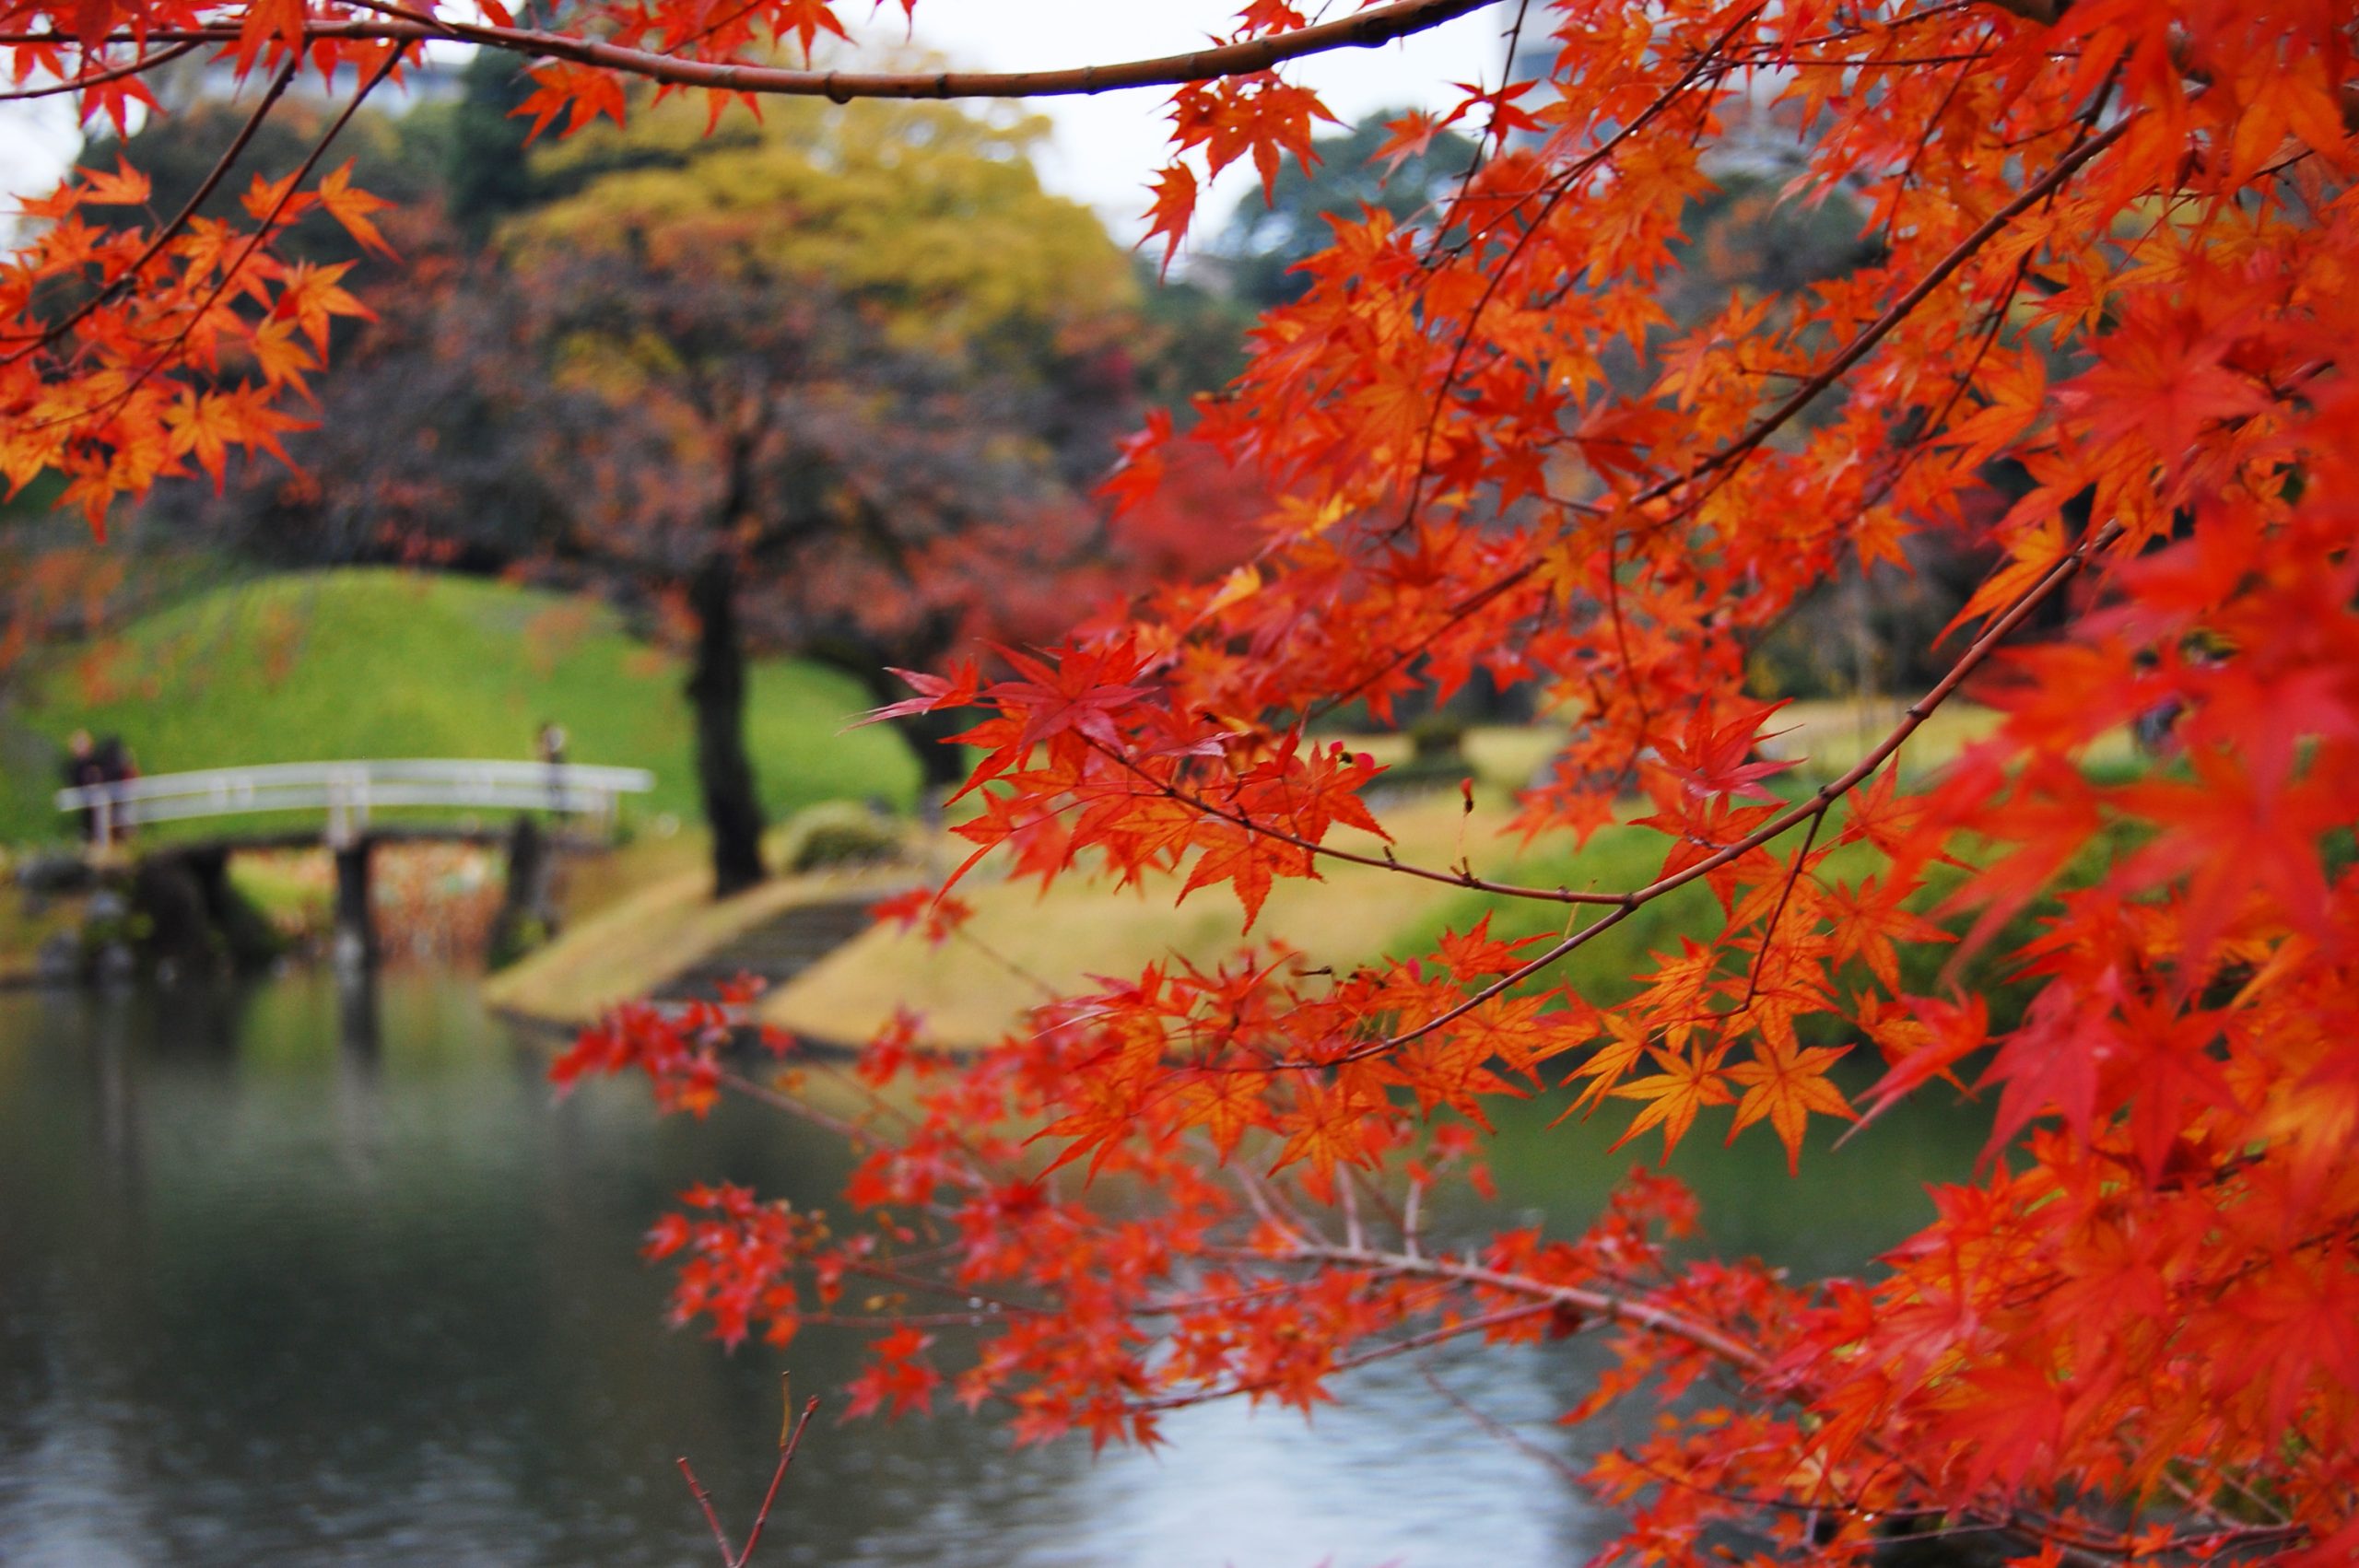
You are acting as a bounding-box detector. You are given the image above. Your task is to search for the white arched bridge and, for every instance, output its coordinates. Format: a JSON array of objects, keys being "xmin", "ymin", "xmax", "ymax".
[
  {"xmin": 57, "ymin": 759, "xmax": 655, "ymax": 967},
  {"xmin": 57, "ymin": 758, "xmax": 654, "ymax": 849}
]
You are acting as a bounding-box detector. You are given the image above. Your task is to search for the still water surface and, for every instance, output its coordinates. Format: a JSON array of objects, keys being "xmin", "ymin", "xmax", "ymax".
[{"xmin": 0, "ymin": 974, "xmax": 1980, "ymax": 1567}]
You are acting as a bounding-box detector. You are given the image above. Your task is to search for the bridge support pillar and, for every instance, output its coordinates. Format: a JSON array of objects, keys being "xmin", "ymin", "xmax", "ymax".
[
  {"xmin": 487, "ymin": 813, "xmax": 554, "ymax": 967},
  {"xmin": 333, "ymin": 837, "xmax": 376, "ymax": 973}
]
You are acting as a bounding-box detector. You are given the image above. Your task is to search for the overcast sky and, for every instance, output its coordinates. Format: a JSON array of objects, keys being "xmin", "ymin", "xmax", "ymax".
[
  {"xmin": 875, "ymin": 1, "xmax": 1511, "ymax": 242},
  {"xmin": 0, "ymin": 2, "xmax": 1515, "ymax": 248}
]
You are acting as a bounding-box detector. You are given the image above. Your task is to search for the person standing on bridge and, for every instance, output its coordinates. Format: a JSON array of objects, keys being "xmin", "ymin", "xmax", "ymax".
[
  {"xmin": 537, "ymin": 720, "xmax": 569, "ymax": 812},
  {"xmin": 61, "ymin": 730, "xmax": 106, "ymax": 841}
]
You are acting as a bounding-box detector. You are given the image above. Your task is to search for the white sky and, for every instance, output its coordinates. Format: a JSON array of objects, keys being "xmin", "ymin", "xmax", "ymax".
[
  {"xmin": 883, "ymin": 1, "xmax": 1511, "ymax": 242},
  {"xmin": 0, "ymin": 2, "xmax": 1515, "ymax": 247}
]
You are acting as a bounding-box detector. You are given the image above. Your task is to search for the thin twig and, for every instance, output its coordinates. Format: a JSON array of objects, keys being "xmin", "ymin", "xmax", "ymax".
[
  {"xmin": 1741, "ymin": 803, "xmax": 1825, "ymax": 1009},
  {"xmin": 675, "ymin": 1457, "xmax": 734, "ymax": 1564},
  {"xmin": 1420, "ymin": 1366, "xmax": 1587, "ymax": 1481},
  {"xmin": 1636, "ymin": 115, "xmax": 2130, "ymax": 509},
  {"xmin": 1085, "ymin": 736, "xmax": 1628, "ymax": 906},
  {"xmin": 1133, "ymin": 1300, "xmax": 1555, "ymax": 1410},
  {"xmin": 676, "ymin": 1391, "xmax": 822, "ymax": 1567},
  {"xmin": 1270, "ymin": 1240, "xmax": 1769, "ymax": 1370},
  {"xmin": 737, "ymin": 1395, "xmax": 821, "ymax": 1566}
]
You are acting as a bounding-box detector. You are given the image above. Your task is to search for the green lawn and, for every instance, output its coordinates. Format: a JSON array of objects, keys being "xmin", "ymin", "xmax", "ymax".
[{"xmin": 0, "ymin": 568, "xmax": 920, "ymax": 846}]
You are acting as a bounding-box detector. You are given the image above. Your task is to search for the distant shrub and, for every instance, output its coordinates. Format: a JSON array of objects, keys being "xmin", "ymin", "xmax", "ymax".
[
  {"xmin": 778, "ymin": 801, "xmax": 903, "ymax": 874},
  {"xmin": 1406, "ymin": 712, "xmax": 1469, "ymax": 760}
]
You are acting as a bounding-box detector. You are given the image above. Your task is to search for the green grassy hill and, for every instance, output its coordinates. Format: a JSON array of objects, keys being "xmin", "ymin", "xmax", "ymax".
[{"xmin": 0, "ymin": 569, "xmax": 919, "ymax": 845}]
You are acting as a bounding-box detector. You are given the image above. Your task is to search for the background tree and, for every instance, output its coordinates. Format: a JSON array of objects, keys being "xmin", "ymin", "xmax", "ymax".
[
  {"xmin": 141, "ymin": 93, "xmax": 1152, "ymax": 892},
  {"xmin": 497, "ymin": 96, "xmax": 1144, "ymax": 890},
  {"xmin": 1209, "ymin": 107, "xmax": 1479, "ymax": 310}
]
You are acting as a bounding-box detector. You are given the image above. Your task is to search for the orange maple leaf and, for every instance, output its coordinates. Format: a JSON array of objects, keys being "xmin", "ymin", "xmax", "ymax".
[
  {"xmin": 317, "ymin": 161, "xmax": 396, "ymax": 259},
  {"xmin": 1607, "ymin": 1045, "xmax": 1733, "ymax": 1158},
  {"xmin": 1723, "ymin": 1038, "xmax": 1853, "ymax": 1175}
]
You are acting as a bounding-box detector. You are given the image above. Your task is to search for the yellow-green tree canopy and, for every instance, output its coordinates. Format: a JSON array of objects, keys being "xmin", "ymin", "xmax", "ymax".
[{"xmin": 511, "ymin": 96, "xmax": 1138, "ymax": 369}]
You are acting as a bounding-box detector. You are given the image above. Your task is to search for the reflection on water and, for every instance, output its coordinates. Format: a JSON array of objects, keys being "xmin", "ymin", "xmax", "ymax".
[{"xmin": 0, "ymin": 975, "xmax": 1980, "ymax": 1566}]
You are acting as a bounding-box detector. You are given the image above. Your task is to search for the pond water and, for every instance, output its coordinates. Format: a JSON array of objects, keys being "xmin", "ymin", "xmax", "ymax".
[{"xmin": 0, "ymin": 974, "xmax": 1984, "ymax": 1567}]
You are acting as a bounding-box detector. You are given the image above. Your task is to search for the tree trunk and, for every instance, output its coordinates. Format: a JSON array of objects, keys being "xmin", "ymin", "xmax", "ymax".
[
  {"xmin": 687, "ymin": 549, "xmax": 768, "ymax": 897},
  {"xmin": 838, "ymin": 619, "xmax": 970, "ymax": 802}
]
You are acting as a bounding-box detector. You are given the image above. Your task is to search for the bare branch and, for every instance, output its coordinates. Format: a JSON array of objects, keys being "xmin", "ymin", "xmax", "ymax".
[
  {"xmin": 6, "ymin": 0, "xmax": 1502, "ymax": 104},
  {"xmin": 0, "ymin": 41, "xmax": 197, "ymax": 102}
]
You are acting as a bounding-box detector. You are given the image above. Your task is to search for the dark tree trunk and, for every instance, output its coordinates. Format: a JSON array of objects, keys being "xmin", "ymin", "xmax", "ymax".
[
  {"xmin": 831, "ymin": 619, "xmax": 970, "ymax": 803},
  {"xmin": 687, "ymin": 548, "xmax": 767, "ymax": 897},
  {"xmin": 865, "ymin": 678, "xmax": 970, "ymax": 798},
  {"xmin": 906, "ymin": 707, "xmax": 972, "ymax": 796}
]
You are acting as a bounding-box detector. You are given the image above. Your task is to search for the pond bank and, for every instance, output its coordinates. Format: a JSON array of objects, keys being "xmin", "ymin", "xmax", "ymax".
[{"xmin": 479, "ymin": 857, "xmax": 917, "ymax": 1030}]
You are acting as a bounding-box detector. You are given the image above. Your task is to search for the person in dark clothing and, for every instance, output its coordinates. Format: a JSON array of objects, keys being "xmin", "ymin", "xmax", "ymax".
[
  {"xmin": 61, "ymin": 730, "xmax": 107, "ymax": 841},
  {"xmin": 537, "ymin": 720, "xmax": 569, "ymax": 811}
]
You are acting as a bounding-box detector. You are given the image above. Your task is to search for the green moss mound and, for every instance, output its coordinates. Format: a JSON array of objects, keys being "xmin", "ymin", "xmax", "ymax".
[
  {"xmin": 0, "ymin": 568, "xmax": 920, "ymax": 845},
  {"xmin": 776, "ymin": 800, "xmax": 905, "ymax": 874}
]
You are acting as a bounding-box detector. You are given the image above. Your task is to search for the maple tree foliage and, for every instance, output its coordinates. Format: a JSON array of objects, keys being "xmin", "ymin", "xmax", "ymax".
[{"xmin": 15, "ymin": 0, "xmax": 2359, "ymax": 1562}]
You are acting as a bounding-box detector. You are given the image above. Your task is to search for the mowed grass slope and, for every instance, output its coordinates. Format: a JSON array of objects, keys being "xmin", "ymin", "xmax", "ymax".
[
  {"xmin": 763, "ymin": 795, "xmax": 1710, "ymax": 1048},
  {"xmin": 0, "ymin": 568, "xmax": 919, "ymax": 844}
]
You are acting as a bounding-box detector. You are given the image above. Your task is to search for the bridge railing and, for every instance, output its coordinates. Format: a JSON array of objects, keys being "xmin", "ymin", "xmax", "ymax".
[{"xmin": 56, "ymin": 760, "xmax": 657, "ymax": 848}]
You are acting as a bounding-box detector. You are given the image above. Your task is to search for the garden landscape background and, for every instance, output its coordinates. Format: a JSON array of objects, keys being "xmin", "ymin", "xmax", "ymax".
[{"xmin": 3, "ymin": 2, "xmax": 2355, "ymax": 1565}]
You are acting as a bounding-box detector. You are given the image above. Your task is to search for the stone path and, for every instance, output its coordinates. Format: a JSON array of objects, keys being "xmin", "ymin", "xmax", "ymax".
[{"xmin": 650, "ymin": 892, "xmax": 883, "ymax": 1004}]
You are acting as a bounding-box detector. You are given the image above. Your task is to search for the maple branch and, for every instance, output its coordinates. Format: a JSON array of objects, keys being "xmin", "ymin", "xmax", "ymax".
[
  {"xmin": 715, "ymin": 1068, "xmax": 868, "ymax": 1142},
  {"xmin": 1299, "ymin": 556, "xmax": 1541, "ymax": 723},
  {"xmin": 0, "ymin": 51, "xmax": 299, "ymax": 360},
  {"xmin": 1419, "ymin": 1366, "xmax": 1587, "ymax": 1481},
  {"xmin": 1400, "ymin": 6, "xmax": 1762, "ymax": 536},
  {"xmin": 1307, "ymin": 1246, "xmax": 2312, "ymax": 1565},
  {"xmin": 1970, "ymin": 0, "xmax": 2359, "ymax": 126},
  {"xmin": 12, "ymin": 49, "xmax": 401, "ymax": 439},
  {"xmin": 0, "ymin": 41, "xmax": 197, "ymax": 101},
  {"xmin": 717, "ymin": 1065, "xmax": 1001, "ymax": 1186},
  {"xmin": 949, "ymin": 924, "xmax": 1062, "ymax": 999},
  {"xmin": 1419, "ymin": 0, "xmax": 1534, "ymax": 267},
  {"xmin": 11, "ymin": 0, "xmax": 1503, "ymax": 103},
  {"xmin": 1231, "ymin": 1158, "xmax": 1323, "ymax": 1251},
  {"xmin": 1741, "ymin": 804, "xmax": 1826, "ymax": 1010},
  {"xmin": 1084, "ymin": 739, "xmax": 1629, "ymax": 906},
  {"xmin": 1133, "ymin": 1300, "xmax": 1559, "ymax": 1410},
  {"xmin": 1283, "ymin": 1241, "xmax": 1772, "ymax": 1372},
  {"xmin": 838, "ymin": 1258, "xmax": 1040, "ymax": 1318},
  {"xmin": 782, "ymin": 1308, "xmax": 1013, "ymax": 1328},
  {"xmin": 1647, "ymin": 112, "xmax": 2130, "ymax": 507},
  {"xmin": 1326, "ymin": 96, "xmax": 2128, "ymax": 777},
  {"xmin": 1367, "ymin": 519, "xmax": 2124, "ymax": 1057}
]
